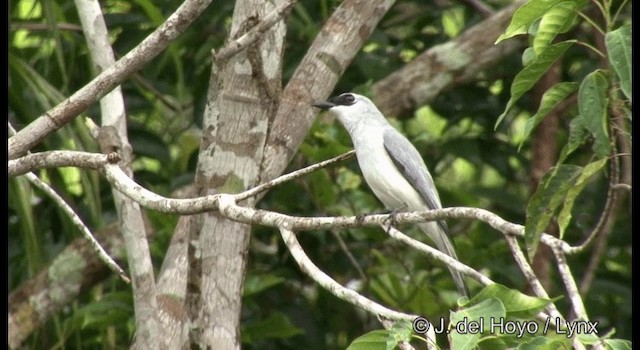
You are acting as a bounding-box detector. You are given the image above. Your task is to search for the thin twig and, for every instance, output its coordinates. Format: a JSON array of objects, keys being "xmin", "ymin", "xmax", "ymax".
[
  {"xmin": 504, "ymin": 235, "xmax": 564, "ymax": 321},
  {"xmin": 9, "ymin": 122, "xmax": 129, "ymax": 282},
  {"xmin": 384, "ymin": 225, "xmax": 493, "ymax": 287},
  {"xmin": 329, "ymin": 229, "xmax": 368, "ymax": 282},
  {"xmin": 460, "ymin": 0, "xmax": 494, "ymax": 17},
  {"xmin": 10, "ymin": 22, "xmax": 84, "ymax": 32},
  {"xmin": 214, "ymin": 0, "xmax": 296, "ymax": 62},
  {"xmin": 24, "ymin": 172, "xmax": 130, "ymax": 283},
  {"xmin": 236, "ymin": 150, "xmax": 355, "ymax": 201},
  {"xmin": 278, "ymin": 225, "xmax": 416, "ymax": 321},
  {"xmin": 551, "ymin": 244, "xmax": 588, "ymax": 321}
]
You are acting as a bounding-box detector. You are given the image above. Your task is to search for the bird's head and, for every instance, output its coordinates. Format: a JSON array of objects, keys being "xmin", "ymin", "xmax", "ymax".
[
  {"xmin": 312, "ymin": 92, "xmax": 369, "ymax": 110},
  {"xmin": 312, "ymin": 93, "xmax": 383, "ymax": 127}
]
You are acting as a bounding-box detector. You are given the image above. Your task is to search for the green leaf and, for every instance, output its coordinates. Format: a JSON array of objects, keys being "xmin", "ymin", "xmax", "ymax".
[
  {"xmin": 388, "ymin": 320, "xmax": 414, "ymax": 344},
  {"xmin": 241, "ymin": 312, "xmax": 303, "ymax": 343},
  {"xmin": 557, "ymin": 115, "xmax": 589, "ymax": 164},
  {"xmin": 525, "ymin": 164, "xmax": 582, "ymax": 259},
  {"xmin": 336, "ymin": 167, "xmax": 362, "ymax": 191},
  {"xmin": 307, "ymin": 168, "xmax": 338, "ymax": 208},
  {"xmin": 243, "ymin": 273, "xmax": 285, "ymax": 297},
  {"xmin": 533, "ymin": 2, "xmax": 578, "ymax": 54},
  {"xmin": 469, "ymin": 284, "xmax": 551, "ymax": 319},
  {"xmin": 578, "ymin": 70, "xmax": 610, "ymax": 158},
  {"xmin": 518, "ymin": 336, "xmax": 572, "ymax": 350},
  {"xmin": 496, "ymin": 40, "xmax": 575, "ymax": 128},
  {"xmin": 346, "ymin": 330, "xmax": 392, "ymax": 350},
  {"xmin": 605, "ymin": 24, "xmax": 631, "ymax": 101},
  {"xmin": 75, "ymin": 292, "xmax": 132, "ymax": 329},
  {"xmin": 450, "ymin": 297, "xmax": 506, "ymax": 350},
  {"xmin": 521, "ymin": 47, "xmax": 538, "ymax": 66},
  {"xmin": 519, "ymin": 82, "xmax": 579, "ymax": 150},
  {"xmin": 557, "ymin": 158, "xmax": 607, "ymax": 238},
  {"xmin": 603, "ymin": 339, "xmax": 632, "ymax": 350},
  {"xmin": 129, "ymin": 126, "xmax": 172, "ymax": 164},
  {"xmin": 496, "ymin": 0, "xmax": 565, "ymax": 43}
]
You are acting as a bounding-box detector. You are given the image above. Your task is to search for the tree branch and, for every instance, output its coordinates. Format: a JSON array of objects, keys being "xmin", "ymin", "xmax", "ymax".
[
  {"xmin": 8, "ymin": 151, "xmax": 112, "ymax": 177},
  {"xmin": 260, "ymin": 0, "xmax": 396, "ymax": 189},
  {"xmin": 371, "ymin": 0, "xmax": 526, "ymax": 117},
  {"xmin": 25, "ymin": 172, "xmax": 129, "ymax": 282},
  {"xmin": 8, "ymin": 222, "xmax": 134, "ymax": 348},
  {"xmin": 384, "ymin": 224, "xmax": 493, "ymax": 287},
  {"xmin": 103, "ymin": 160, "xmax": 576, "ymax": 255},
  {"xmin": 278, "ymin": 226, "xmax": 417, "ymax": 321},
  {"xmin": 74, "ymin": 0, "xmax": 163, "ymax": 346},
  {"xmin": 551, "ymin": 243, "xmax": 588, "ymax": 321},
  {"xmin": 503, "ymin": 235, "xmax": 563, "ymax": 322},
  {"xmin": 214, "ymin": 0, "xmax": 296, "ymax": 62},
  {"xmin": 236, "ymin": 150, "xmax": 355, "ymax": 201},
  {"xmin": 8, "ymin": 0, "xmax": 214, "ymax": 159}
]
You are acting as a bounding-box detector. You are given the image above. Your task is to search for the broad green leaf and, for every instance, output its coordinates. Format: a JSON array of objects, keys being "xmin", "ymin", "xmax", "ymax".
[
  {"xmin": 243, "ymin": 273, "xmax": 285, "ymax": 297},
  {"xmin": 346, "ymin": 330, "xmax": 392, "ymax": 350},
  {"xmin": 369, "ymin": 271, "xmax": 408, "ymax": 308},
  {"xmin": 450, "ymin": 297, "xmax": 506, "ymax": 350},
  {"xmin": 557, "ymin": 158, "xmax": 607, "ymax": 238},
  {"xmin": 496, "ymin": 40, "xmax": 575, "ymax": 128},
  {"xmin": 241, "ymin": 312, "xmax": 303, "ymax": 343},
  {"xmin": 557, "ymin": 115, "xmax": 589, "ymax": 164},
  {"xmin": 307, "ymin": 169, "xmax": 338, "ymax": 208},
  {"xmin": 519, "ymin": 336, "xmax": 572, "ymax": 350},
  {"xmin": 603, "ymin": 339, "xmax": 632, "ymax": 350},
  {"xmin": 605, "ymin": 24, "xmax": 631, "ymax": 101},
  {"xmin": 496, "ymin": 0, "xmax": 565, "ymax": 43},
  {"xmin": 336, "ymin": 167, "xmax": 362, "ymax": 191},
  {"xmin": 389, "ymin": 320, "xmax": 414, "ymax": 344},
  {"xmin": 469, "ymin": 284, "xmax": 551, "ymax": 319},
  {"xmin": 578, "ymin": 70, "xmax": 610, "ymax": 158},
  {"xmin": 78, "ymin": 293, "xmax": 132, "ymax": 329},
  {"xmin": 525, "ymin": 164, "xmax": 582, "ymax": 260},
  {"xmin": 9, "ymin": 53, "xmax": 65, "ymax": 110},
  {"xmin": 519, "ymin": 82, "xmax": 579, "ymax": 150},
  {"xmin": 533, "ymin": 2, "xmax": 578, "ymax": 54},
  {"xmin": 9, "ymin": 177, "xmax": 42, "ymax": 275},
  {"xmin": 521, "ymin": 47, "xmax": 537, "ymax": 66}
]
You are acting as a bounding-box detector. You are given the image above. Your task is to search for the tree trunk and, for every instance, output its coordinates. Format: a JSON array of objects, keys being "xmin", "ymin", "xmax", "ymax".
[{"xmin": 187, "ymin": 1, "xmax": 286, "ymax": 348}]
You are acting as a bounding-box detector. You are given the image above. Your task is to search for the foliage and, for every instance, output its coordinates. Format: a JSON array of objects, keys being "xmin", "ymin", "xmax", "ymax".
[{"xmin": 8, "ymin": 0, "xmax": 630, "ymax": 349}]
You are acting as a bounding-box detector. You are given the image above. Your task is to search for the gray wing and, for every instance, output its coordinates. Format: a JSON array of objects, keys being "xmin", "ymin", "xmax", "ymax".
[
  {"xmin": 384, "ymin": 128, "xmax": 469, "ymax": 297},
  {"xmin": 382, "ymin": 128, "xmax": 449, "ymax": 232}
]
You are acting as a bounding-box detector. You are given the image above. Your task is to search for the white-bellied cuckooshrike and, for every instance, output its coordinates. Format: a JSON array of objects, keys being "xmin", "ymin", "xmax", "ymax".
[{"xmin": 313, "ymin": 92, "xmax": 469, "ymax": 297}]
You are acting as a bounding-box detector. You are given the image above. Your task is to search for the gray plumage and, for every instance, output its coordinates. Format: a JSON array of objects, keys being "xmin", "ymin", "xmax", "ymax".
[{"xmin": 313, "ymin": 92, "xmax": 468, "ymax": 297}]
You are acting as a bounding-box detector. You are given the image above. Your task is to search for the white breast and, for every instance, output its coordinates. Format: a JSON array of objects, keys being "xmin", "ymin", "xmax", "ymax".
[{"xmin": 350, "ymin": 125, "xmax": 425, "ymax": 211}]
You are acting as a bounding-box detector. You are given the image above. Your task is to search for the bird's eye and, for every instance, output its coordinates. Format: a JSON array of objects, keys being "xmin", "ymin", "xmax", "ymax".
[
  {"xmin": 344, "ymin": 94, "xmax": 355, "ymax": 103},
  {"xmin": 329, "ymin": 93, "xmax": 357, "ymax": 106}
]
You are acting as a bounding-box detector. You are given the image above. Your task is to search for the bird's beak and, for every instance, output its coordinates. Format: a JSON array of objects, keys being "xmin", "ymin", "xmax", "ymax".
[{"xmin": 312, "ymin": 101, "xmax": 336, "ymax": 110}]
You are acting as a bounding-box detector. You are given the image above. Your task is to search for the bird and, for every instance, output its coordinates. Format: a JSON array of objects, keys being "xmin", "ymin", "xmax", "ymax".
[{"xmin": 313, "ymin": 92, "xmax": 469, "ymax": 298}]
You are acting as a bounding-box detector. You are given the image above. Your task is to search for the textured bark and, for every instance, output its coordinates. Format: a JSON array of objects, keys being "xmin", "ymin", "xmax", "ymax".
[
  {"xmin": 156, "ymin": 217, "xmax": 193, "ymax": 350},
  {"xmin": 187, "ymin": 0, "xmax": 287, "ymax": 348},
  {"xmin": 261, "ymin": 0, "xmax": 396, "ymax": 185},
  {"xmin": 371, "ymin": 0, "xmax": 526, "ymax": 118},
  {"xmin": 75, "ymin": 0, "xmax": 161, "ymax": 346}
]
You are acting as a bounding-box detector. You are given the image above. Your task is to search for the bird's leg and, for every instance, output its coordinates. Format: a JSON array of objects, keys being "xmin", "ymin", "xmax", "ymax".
[{"xmin": 383, "ymin": 205, "xmax": 408, "ymax": 234}]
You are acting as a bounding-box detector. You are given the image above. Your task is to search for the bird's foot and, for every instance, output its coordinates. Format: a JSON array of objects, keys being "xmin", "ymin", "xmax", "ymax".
[{"xmin": 382, "ymin": 206, "xmax": 407, "ymax": 234}]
